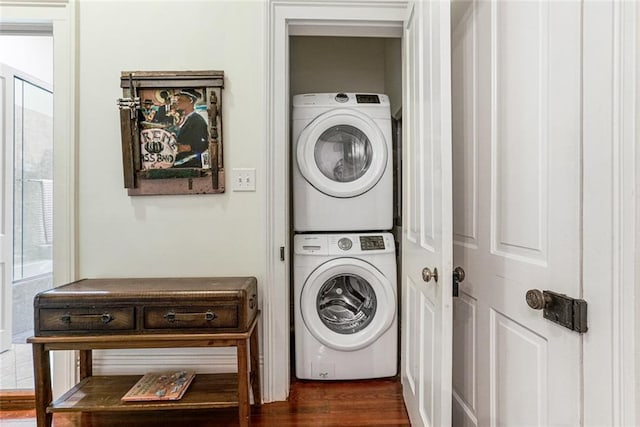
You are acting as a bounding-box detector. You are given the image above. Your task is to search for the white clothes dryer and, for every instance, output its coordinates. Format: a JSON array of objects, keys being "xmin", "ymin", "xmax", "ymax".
[
  {"xmin": 294, "ymin": 232, "xmax": 397, "ymax": 380},
  {"xmin": 292, "ymin": 93, "xmax": 393, "ymax": 232}
]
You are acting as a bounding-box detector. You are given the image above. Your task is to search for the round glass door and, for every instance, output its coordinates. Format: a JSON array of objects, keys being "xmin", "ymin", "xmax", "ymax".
[
  {"xmin": 301, "ymin": 258, "xmax": 395, "ymax": 351},
  {"xmin": 314, "ymin": 125, "xmax": 373, "ymax": 183},
  {"xmin": 316, "ymin": 273, "xmax": 377, "ymax": 335},
  {"xmin": 297, "ymin": 109, "xmax": 387, "ymax": 198}
]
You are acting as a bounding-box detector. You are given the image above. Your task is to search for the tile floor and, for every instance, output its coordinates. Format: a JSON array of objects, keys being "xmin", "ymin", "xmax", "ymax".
[
  {"xmin": 0, "ymin": 417, "xmax": 35, "ymax": 427},
  {"xmin": 0, "ymin": 344, "xmax": 34, "ymax": 390},
  {"xmin": 2, "ymin": 274, "xmax": 52, "ymax": 393}
]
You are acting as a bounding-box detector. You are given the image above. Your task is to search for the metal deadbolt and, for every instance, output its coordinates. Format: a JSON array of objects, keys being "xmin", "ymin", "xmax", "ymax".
[
  {"xmin": 525, "ymin": 289, "xmax": 551, "ymax": 310},
  {"xmin": 525, "ymin": 289, "xmax": 588, "ymax": 333},
  {"xmin": 422, "ymin": 267, "xmax": 438, "ymax": 283}
]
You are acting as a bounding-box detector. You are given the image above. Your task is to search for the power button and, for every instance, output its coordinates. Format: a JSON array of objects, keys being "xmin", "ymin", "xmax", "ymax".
[{"xmin": 337, "ymin": 238, "xmax": 353, "ymax": 251}]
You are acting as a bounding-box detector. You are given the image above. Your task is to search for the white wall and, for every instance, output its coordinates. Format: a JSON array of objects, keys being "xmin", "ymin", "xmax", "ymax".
[
  {"xmin": 290, "ymin": 36, "xmax": 401, "ymax": 114},
  {"xmin": 76, "ymin": 0, "xmax": 266, "ymax": 370},
  {"xmin": 290, "ymin": 36, "xmax": 385, "ymax": 95},
  {"xmin": 77, "ymin": 0, "xmax": 265, "ymax": 278},
  {"xmin": 384, "ymin": 38, "xmax": 402, "ymax": 117},
  {"xmin": 0, "ymin": 35, "xmax": 53, "ymax": 85}
]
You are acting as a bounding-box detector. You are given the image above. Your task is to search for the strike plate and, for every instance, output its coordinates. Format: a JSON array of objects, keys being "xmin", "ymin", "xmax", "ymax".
[{"xmin": 542, "ymin": 290, "xmax": 588, "ymax": 333}]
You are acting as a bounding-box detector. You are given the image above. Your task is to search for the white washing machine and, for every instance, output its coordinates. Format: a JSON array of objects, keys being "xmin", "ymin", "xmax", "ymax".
[
  {"xmin": 294, "ymin": 232, "xmax": 397, "ymax": 380},
  {"xmin": 292, "ymin": 93, "xmax": 393, "ymax": 232}
]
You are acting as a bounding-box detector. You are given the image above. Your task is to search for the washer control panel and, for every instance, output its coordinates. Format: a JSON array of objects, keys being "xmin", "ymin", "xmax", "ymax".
[{"xmin": 295, "ymin": 233, "xmax": 394, "ymax": 257}]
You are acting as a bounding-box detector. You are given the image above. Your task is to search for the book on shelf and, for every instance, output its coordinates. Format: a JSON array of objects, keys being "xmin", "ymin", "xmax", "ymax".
[{"xmin": 121, "ymin": 371, "xmax": 196, "ymax": 402}]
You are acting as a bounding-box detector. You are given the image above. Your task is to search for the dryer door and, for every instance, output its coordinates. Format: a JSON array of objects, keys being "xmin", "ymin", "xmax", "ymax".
[
  {"xmin": 296, "ymin": 109, "xmax": 388, "ymax": 198},
  {"xmin": 301, "ymin": 258, "xmax": 395, "ymax": 351}
]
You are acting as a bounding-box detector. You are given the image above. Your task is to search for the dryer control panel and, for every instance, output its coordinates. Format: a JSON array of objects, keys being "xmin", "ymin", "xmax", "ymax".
[
  {"xmin": 293, "ymin": 93, "xmax": 389, "ymax": 108},
  {"xmin": 355, "ymin": 94, "xmax": 380, "ymax": 104},
  {"xmin": 359, "ymin": 235, "xmax": 385, "ymax": 250}
]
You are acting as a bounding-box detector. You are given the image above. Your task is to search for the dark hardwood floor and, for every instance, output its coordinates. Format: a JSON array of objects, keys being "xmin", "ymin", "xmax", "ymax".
[{"xmin": 0, "ymin": 377, "xmax": 410, "ymax": 426}]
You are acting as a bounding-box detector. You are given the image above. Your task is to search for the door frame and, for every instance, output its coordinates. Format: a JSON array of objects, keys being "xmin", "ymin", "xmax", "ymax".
[
  {"xmin": 582, "ymin": 1, "xmax": 637, "ymax": 425},
  {"xmin": 0, "ymin": 63, "xmax": 53, "ymax": 355},
  {"xmin": 266, "ymin": 1, "xmax": 637, "ymax": 422},
  {"xmin": 0, "ymin": 0, "xmax": 77, "ymax": 398},
  {"xmin": 264, "ymin": 0, "xmax": 407, "ymax": 402}
]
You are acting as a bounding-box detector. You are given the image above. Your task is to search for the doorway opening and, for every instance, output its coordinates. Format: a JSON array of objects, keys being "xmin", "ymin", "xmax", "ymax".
[
  {"xmin": 0, "ymin": 30, "xmax": 54, "ymax": 393},
  {"xmin": 287, "ymin": 35, "xmax": 403, "ymax": 379}
]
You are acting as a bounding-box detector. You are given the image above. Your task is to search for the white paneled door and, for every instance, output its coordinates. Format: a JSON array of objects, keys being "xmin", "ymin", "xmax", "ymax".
[
  {"xmin": 401, "ymin": 1, "xmax": 453, "ymax": 426},
  {"xmin": 451, "ymin": 1, "xmax": 582, "ymax": 426}
]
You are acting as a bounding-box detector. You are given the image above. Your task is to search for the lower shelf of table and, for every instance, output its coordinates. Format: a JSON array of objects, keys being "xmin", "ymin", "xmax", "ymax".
[{"xmin": 48, "ymin": 373, "xmax": 240, "ymax": 413}]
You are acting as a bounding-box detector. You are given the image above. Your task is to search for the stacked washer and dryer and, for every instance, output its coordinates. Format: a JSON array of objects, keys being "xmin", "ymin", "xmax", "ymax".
[{"xmin": 292, "ymin": 93, "xmax": 398, "ymax": 380}]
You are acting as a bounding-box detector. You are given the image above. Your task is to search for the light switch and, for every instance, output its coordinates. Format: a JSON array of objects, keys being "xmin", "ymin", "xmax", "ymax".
[{"xmin": 232, "ymin": 168, "xmax": 256, "ymax": 192}]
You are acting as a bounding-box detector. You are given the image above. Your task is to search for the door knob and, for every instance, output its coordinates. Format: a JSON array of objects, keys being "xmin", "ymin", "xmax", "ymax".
[
  {"xmin": 453, "ymin": 266, "xmax": 465, "ymax": 283},
  {"xmin": 525, "ymin": 289, "xmax": 551, "ymax": 310},
  {"xmin": 422, "ymin": 267, "xmax": 438, "ymax": 283},
  {"xmin": 452, "ymin": 266, "xmax": 466, "ymax": 297}
]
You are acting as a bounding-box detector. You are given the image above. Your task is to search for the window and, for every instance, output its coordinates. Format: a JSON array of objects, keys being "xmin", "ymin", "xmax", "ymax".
[{"xmin": 13, "ymin": 77, "xmax": 53, "ymax": 280}]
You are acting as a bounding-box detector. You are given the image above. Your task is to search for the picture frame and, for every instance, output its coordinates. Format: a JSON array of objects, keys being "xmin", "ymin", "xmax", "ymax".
[{"xmin": 117, "ymin": 70, "xmax": 224, "ymax": 195}]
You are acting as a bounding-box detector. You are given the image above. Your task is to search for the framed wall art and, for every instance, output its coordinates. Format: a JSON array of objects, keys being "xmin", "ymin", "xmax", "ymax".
[{"xmin": 117, "ymin": 71, "xmax": 224, "ymax": 195}]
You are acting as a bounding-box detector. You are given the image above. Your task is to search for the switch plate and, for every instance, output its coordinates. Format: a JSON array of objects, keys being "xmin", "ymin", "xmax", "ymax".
[{"xmin": 232, "ymin": 168, "xmax": 256, "ymax": 191}]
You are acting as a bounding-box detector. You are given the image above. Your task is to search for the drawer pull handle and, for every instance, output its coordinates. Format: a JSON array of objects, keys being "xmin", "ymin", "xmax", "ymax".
[
  {"xmin": 249, "ymin": 295, "xmax": 257, "ymax": 309},
  {"xmin": 164, "ymin": 311, "xmax": 217, "ymax": 322},
  {"xmin": 61, "ymin": 313, "xmax": 113, "ymax": 324}
]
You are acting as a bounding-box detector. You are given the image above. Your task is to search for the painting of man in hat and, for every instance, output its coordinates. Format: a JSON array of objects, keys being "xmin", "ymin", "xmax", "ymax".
[{"xmin": 173, "ymin": 88, "xmax": 209, "ymax": 168}]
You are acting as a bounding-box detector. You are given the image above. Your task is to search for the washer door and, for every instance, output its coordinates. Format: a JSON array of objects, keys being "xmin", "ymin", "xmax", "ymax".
[
  {"xmin": 301, "ymin": 258, "xmax": 395, "ymax": 351},
  {"xmin": 297, "ymin": 109, "xmax": 388, "ymax": 198}
]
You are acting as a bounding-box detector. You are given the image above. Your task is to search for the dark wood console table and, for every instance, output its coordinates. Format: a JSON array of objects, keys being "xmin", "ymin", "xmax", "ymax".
[{"xmin": 27, "ymin": 277, "xmax": 261, "ymax": 427}]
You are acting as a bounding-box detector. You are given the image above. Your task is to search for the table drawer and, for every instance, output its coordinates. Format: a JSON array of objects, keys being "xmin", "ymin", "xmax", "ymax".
[
  {"xmin": 38, "ymin": 307, "xmax": 135, "ymax": 332},
  {"xmin": 143, "ymin": 305, "xmax": 239, "ymax": 330},
  {"xmin": 33, "ymin": 277, "xmax": 258, "ymax": 335}
]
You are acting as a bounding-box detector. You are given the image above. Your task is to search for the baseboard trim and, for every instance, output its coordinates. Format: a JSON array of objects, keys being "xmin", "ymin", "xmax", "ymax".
[
  {"xmin": 0, "ymin": 390, "xmax": 35, "ymax": 411},
  {"xmin": 92, "ymin": 349, "xmax": 263, "ymax": 376}
]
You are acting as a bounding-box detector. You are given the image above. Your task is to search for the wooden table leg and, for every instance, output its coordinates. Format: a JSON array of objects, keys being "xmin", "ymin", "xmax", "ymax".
[
  {"xmin": 79, "ymin": 349, "xmax": 92, "ymax": 380},
  {"xmin": 237, "ymin": 339, "xmax": 250, "ymax": 427},
  {"xmin": 32, "ymin": 343, "xmax": 52, "ymax": 427},
  {"xmin": 249, "ymin": 326, "xmax": 261, "ymax": 407}
]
